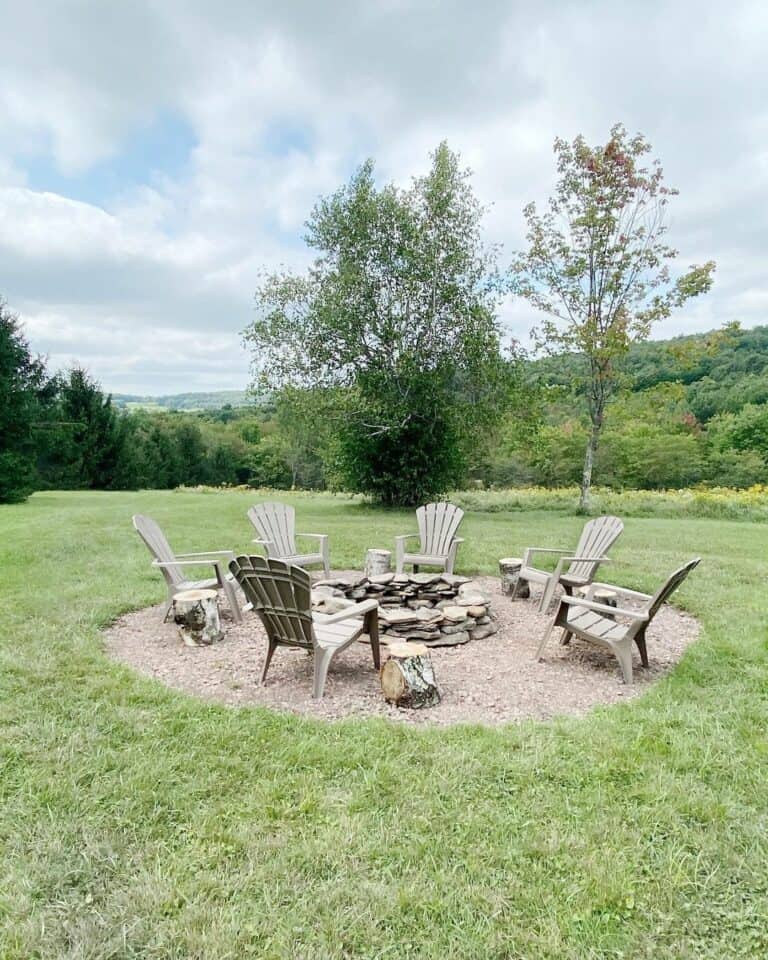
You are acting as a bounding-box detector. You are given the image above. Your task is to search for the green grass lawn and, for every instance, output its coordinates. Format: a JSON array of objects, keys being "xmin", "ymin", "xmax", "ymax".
[{"xmin": 1, "ymin": 490, "xmax": 767, "ymax": 959}]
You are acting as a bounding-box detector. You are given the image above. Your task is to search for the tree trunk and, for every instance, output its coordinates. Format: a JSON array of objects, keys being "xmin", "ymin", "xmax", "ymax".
[{"xmin": 579, "ymin": 419, "xmax": 602, "ymax": 512}]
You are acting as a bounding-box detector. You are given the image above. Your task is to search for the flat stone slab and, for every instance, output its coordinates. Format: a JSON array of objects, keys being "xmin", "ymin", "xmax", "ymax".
[
  {"xmin": 466, "ymin": 605, "xmax": 487, "ymax": 618},
  {"xmin": 369, "ymin": 573, "xmax": 395, "ymax": 585},
  {"xmin": 456, "ymin": 594, "xmax": 488, "ymax": 607},
  {"xmin": 442, "ymin": 605, "xmax": 469, "ymax": 623},
  {"xmin": 379, "ymin": 608, "xmax": 420, "ymax": 625},
  {"xmin": 441, "ymin": 621, "xmax": 472, "ymax": 635},
  {"xmin": 409, "ymin": 573, "xmax": 443, "ymax": 585},
  {"xmin": 423, "ymin": 630, "xmax": 470, "ymax": 647},
  {"xmin": 412, "ymin": 607, "xmax": 443, "ymax": 623},
  {"xmin": 439, "ymin": 574, "xmax": 471, "ymax": 586},
  {"xmin": 387, "ymin": 628, "xmax": 441, "ymax": 641}
]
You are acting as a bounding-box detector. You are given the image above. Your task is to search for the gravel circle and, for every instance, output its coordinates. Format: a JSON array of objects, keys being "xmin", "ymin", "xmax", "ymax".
[{"xmin": 104, "ymin": 574, "xmax": 699, "ymax": 727}]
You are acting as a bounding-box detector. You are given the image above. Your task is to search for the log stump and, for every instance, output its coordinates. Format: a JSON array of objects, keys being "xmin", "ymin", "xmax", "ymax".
[
  {"xmin": 499, "ymin": 557, "xmax": 530, "ymax": 598},
  {"xmin": 365, "ymin": 548, "xmax": 392, "ymax": 578},
  {"xmin": 172, "ymin": 588, "xmax": 223, "ymax": 646},
  {"xmin": 575, "ymin": 586, "xmax": 618, "ymax": 619},
  {"xmin": 380, "ymin": 642, "xmax": 441, "ymax": 709}
]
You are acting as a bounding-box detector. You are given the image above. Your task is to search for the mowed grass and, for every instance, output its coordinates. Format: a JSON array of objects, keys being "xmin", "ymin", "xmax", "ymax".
[{"xmin": 1, "ymin": 490, "xmax": 767, "ymax": 959}]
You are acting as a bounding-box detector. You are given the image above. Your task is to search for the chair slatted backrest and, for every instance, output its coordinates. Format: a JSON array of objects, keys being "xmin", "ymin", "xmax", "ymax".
[
  {"xmin": 646, "ymin": 558, "xmax": 701, "ymax": 621},
  {"xmin": 417, "ymin": 502, "xmax": 464, "ymax": 557},
  {"xmin": 568, "ymin": 515, "xmax": 624, "ymax": 581},
  {"xmin": 230, "ymin": 555, "xmax": 314, "ymax": 649},
  {"xmin": 247, "ymin": 502, "xmax": 297, "ymax": 558},
  {"xmin": 133, "ymin": 514, "xmax": 183, "ymax": 587}
]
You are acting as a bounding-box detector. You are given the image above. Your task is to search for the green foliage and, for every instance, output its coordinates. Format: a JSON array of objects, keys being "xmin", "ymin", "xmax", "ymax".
[
  {"xmin": 0, "ymin": 299, "xmax": 50, "ymax": 503},
  {"xmin": 247, "ymin": 434, "xmax": 294, "ymax": 488},
  {"xmin": 246, "ymin": 143, "xmax": 519, "ymax": 505},
  {"xmin": 38, "ymin": 367, "xmax": 126, "ymax": 489},
  {"xmin": 511, "ymin": 124, "xmax": 715, "ymax": 508},
  {"xmin": 334, "ymin": 373, "xmax": 467, "ymax": 505}
]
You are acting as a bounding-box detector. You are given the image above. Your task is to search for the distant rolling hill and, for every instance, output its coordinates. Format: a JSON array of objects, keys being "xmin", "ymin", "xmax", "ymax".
[{"xmin": 113, "ymin": 390, "xmax": 250, "ymax": 411}]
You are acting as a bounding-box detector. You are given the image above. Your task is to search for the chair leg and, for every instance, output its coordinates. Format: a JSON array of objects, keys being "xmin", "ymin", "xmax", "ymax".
[
  {"xmin": 560, "ymin": 630, "xmax": 572, "ymax": 646},
  {"xmin": 366, "ymin": 610, "xmax": 381, "ymax": 670},
  {"xmin": 614, "ymin": 642, "xmax": 634, "ymax": 684},
  {"xmin": 313, "ymin": 649, "xmax": 333, "ymax": 699},
  {"xmin": 261, "ymin": 639, "xmax": 278, "ymax": 684},
  {"xmin": 322, "ymin": 539, "xmax": 330, "ymax": 579},
  {"xmin": 634, "ymin": 628, "xmax": 649, "ymax": 668},
  {"xmin": 538, "ymin": 575, "xmax": 556, "ymax": 613},
  {"xmin": 222, "ymin": 577, "xmax": 243, "ymax": 623},
  {"xmin": 535, "ymin": 614, "xmax": 560, "ymax": 660}
]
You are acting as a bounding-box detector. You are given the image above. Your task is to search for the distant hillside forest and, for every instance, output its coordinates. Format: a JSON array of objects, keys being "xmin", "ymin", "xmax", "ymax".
[
  {"xmin": 8, "ymin": 315, "xmax": 768, "ymax": 499},
  {"xmin": 112, "ymin": 390, "xmax": 249, "ymax": 411}
]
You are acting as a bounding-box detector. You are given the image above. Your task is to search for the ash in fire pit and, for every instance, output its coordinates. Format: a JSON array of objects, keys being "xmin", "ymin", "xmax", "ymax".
[{"xmin": 312, "ymin": 573, "xmax": 498, "ymax": 647}]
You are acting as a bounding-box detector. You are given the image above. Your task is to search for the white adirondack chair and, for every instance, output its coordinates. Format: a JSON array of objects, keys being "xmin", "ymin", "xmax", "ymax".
[
  {"xmin": 395, "ymin": 502, "xmax": 465, "ymax": 575},
  {"xmin": 513, "ymin": 515, "xmax": 624, "ymax": 613},
  {"xmin": 536, "ymin": 558, "xmax": 700, "ymax": 683},
  {"xmin": 247, "ymin": 502, "xmax": 330, "ymax": 578},
  {"xmin": 229, "ymin": 555, "xmax": 380, "ymax": 699},
  {"xmin": 132, "ymin": 514, "xmax": 242, "ymax": 622}
]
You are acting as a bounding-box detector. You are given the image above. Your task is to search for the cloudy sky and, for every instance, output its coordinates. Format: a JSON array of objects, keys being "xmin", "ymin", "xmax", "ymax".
[{"xmin": 1, "ymin": 1, "xmax": 765, "ymax": 395}]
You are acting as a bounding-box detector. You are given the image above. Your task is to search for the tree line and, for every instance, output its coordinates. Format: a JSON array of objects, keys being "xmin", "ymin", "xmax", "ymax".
[
  {"xmin": 0, "ymin": 301, "xmax": 311, "ymax": 503},
  {"xmin": 5, "ymin": 290, "xmax": 768, "ymax": 504},
  {"xmin": 4, "ymin": 124, "xmax": 726, "ymax": 506}
]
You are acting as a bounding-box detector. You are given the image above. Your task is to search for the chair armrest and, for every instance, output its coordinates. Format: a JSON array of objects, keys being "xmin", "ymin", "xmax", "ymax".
[
  {"xmin": 251, "ymin": 539, "xmax": 274, "ymax": 547},
  {"xmin": 587, "ymin": 581, "xmax": 652, "ymax": 602},
  {"xmin": 152, "ymin": 558, "xmax": 224, "ymax": 569},
  {"xmin": 558, "ymin": 555, "xmax": 610, "ymax": 564},
  {"xmin": 452, "ymin": 537, "xmax": 465, "ymax": 544},
  {"xmin": 313, "ymin": 598, "xmax": 378, "ymax": 625},
  {"xmin": 525, "ymin": 547, "xmax": 574, "ymax": 557},
  {"xmin": 175, "ymin": 550, "xmax": 234, "ymax": 558},
  {"xmin": 559, "ymin": 595, "xmax": 649, "ymax": 621},
  {"xmin": 394, "ymin": 534, "xmax": 420, "ymax": 543},
  {"xmin": 296, "ymin": 533, "xmax": 328, "ymax": 542}
]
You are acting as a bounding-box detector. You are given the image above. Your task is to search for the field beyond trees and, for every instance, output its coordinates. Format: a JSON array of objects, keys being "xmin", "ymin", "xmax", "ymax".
[{"xmin": 1, "ymin": 490, "xmax": 766, "ymax": 958}]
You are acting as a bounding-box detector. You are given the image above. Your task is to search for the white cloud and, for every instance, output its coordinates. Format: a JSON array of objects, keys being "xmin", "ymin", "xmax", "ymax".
[{"xmin": 0, "ymin": 0, "xmax": 766, "ymax": 393}]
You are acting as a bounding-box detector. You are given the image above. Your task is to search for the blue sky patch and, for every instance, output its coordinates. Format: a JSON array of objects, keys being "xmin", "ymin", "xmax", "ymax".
[{"xmin": 20, "ymin": 110, "xmax": 196, "ymax": 207}]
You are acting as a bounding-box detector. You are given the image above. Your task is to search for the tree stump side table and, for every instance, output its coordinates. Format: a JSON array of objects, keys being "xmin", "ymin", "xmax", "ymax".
[
  {"xmin": 499, "ymin": 557, "xmax": 530, "ymax": 599},
  {"xmin": 380, "ymin": 642, "xmax": 441, "ymax": 709},
  {"xmin": 172, "ymin": 588, "xmax": 223, "ymax": 646},
  {"xmin": 574, "ymin": 586, "xmax": 618, "ymax": 619},
  {"xmin": 365, "ymin": 549, "xmax": 392, "ymax": 577}
]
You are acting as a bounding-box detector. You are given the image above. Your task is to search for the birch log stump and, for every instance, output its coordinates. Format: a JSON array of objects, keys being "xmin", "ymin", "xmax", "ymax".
[
  {"xmin": 380, "ymin": 642, "xmax": 441, "ymax": 708},
  {"xmin": 172, "ymin": 588, "xmax": 223, "ymax": 646},
  {"xmin": 365, "ymin": 549, "xmax": 391, "ymax": 577},
  {"xmin": 499, "ymin": 557, "xmax": 530, "ymax": 598}
]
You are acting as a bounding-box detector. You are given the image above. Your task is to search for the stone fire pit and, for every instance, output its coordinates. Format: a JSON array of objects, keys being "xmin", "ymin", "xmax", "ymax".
[{"xmin": 312, "ymin": 572, "xmax": 498, "ymax": 647}]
